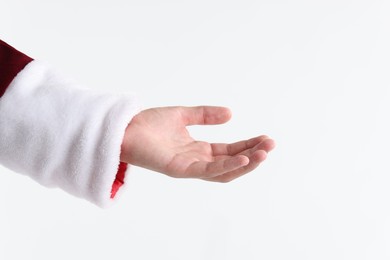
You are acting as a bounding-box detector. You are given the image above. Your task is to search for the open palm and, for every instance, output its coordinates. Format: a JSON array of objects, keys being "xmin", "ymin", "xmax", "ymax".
[{"xmin": 120, "ymin": 106, "xmax": 275, "ymax": 182}]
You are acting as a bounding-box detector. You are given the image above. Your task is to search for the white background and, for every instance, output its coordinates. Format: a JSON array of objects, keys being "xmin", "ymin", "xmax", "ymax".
[{"xmin": 1, "ymin": 0, "xmax": 390, "ymax": 259}]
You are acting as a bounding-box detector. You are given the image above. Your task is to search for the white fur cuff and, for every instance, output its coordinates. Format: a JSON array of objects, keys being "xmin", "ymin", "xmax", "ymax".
[{"xmin": 0, "ymin": 61, "xmax": 140, "ymax": 207}]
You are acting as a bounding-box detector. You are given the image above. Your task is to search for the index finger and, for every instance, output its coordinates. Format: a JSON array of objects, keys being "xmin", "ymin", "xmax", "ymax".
[
  {"xmin": 211, "ymin": 135, "xmax": 270, "ymax": 156},
  {"xmin": 184, "ymin": 155, "xmax": 249, "ymax": 178}
]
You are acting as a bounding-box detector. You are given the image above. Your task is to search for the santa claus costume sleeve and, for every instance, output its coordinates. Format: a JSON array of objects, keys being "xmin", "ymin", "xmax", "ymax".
[{"xmin": 0, "ymin": 39, "xmax": 140, "ymax": 208}]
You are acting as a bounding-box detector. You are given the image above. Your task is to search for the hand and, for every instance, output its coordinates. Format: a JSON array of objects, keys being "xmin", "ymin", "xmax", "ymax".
[{"xmin": 120, "ymin": 106, "xmax": 275, "ymax": 182}]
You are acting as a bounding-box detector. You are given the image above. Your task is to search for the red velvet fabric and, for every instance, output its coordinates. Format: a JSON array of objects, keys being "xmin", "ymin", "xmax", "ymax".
[
  {"xmin": 0, "ymin": 39, "xmax": 126, "ymax": 200},
  {"xmin": 111, "ymin": 162, "xmax": 127, "ymax": 198},
  {"xmin": 0, "ymin": 40, "xmax": 33, "ymax": 98}
]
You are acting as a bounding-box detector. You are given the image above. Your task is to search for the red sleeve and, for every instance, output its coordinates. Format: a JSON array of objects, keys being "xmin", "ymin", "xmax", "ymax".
[
  {"xmin": 111, "ymin": 162, "xmax": 128, "ymax": 199},
  {"xmin": 0, "ymin": 40, "xmax": 33, "ymax": 98}
]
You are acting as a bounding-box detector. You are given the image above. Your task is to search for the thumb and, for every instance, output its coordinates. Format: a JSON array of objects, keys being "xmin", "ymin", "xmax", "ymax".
[{"xmin": 180, "ymin": 106, "xmax": 232, "ymax": 126}]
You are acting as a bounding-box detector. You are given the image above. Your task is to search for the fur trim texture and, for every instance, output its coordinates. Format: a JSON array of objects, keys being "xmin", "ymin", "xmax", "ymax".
[{"xmin": 0, "ymin": 60, "xmax": 140, "ymax": 207}]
